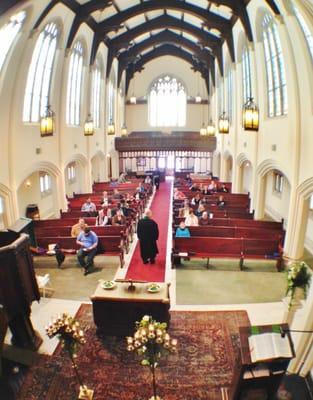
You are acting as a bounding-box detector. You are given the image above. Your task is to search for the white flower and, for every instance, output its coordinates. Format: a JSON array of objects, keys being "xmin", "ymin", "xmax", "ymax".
[{"xmin": 142, "ymin": 316, "xmax": 150, "ymax": 322}]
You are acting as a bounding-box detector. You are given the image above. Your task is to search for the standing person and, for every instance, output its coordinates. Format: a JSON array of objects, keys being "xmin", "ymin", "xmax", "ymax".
[
  {"xmin": 76, "ymin": 227, "xmax": 98, "ymax": 275},
  {"xmin": 153, "ymin": 173, "xmax": 160, "ymax": 190},
  {"xmin": 137, "ymin": 209, "xmax": 159, "ymax": 264}
]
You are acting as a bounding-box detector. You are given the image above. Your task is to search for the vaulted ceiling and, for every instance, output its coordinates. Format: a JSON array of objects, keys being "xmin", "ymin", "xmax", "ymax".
[{"xmin": 2, "ymin": 0, "xmax": 280, "ymax": 94}]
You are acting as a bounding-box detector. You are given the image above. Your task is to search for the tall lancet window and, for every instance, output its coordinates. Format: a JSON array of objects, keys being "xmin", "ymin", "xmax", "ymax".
[
  {"xmin": 149, "ymin": 75, "xmax": 186, "ymax": 127},
  {"xmin": 23, "ymin": 22, "xmax": 58, "ymax": 122},
  {"xmin": 91, "ymin": 60, "xmax": 101, "ymax": 128},
  {"xmin": 262, "ymin": 14, "xmax": 287, "ymax": 117},
  {"xmin": 0, "ymin": 11, "xmax": 26, "ymax": 73},
  {"xmin": 66, "ymin": 41, "xmax": 84, "ymax": 126},
  {"xmin": 242, "ymin": 46, "xmax": 252, "ymax": 103},
  {"xmin": 227, "ymin": 68, "xmax": 233, "ymax": 123},
  {"xmin": 292, "ymin": 4, "xmax": 313, "ymax": 62}
]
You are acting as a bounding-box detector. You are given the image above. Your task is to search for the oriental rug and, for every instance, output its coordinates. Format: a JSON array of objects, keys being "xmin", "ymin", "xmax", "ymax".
[
  {"xmin": 17, "ymin": 304, "xmax": 250, "ymax": 400},
  {"xmin": 126, "ymin": 179, "xmax": 172, "ymax": 282}
]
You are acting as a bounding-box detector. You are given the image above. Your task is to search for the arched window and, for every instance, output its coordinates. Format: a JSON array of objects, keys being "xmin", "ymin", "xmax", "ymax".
[
  {"xmin": 66, "ymin": 41, "xmax": 84, "ymax": 126},
  {"xmin": 92, "ymin": 60, "xmax": 101, "ymax": 128},
  {"xmin": 262, "ymin": 14, "xmax": 287, "ymax": 117},
  {"xmin": 107, "ymin": 78, "xmax": 115, "ymax": 124},
  {"xmin": 149, "ymin": 75, "xmax": 186, "ymax": 127},
  {"xmin": 0, "ymin": 11, "xmax": 26, "ymax": 73},
  {"xmin": 227, "ymin": 68, "xmax": 233, "ymax": 123},
  {"xmin": 217, "ymin": 75, "xmax": 224, "ymax": 115},
  {"xmin": 292, "ymin": 4, "xmax": 313, "ymax": 62},
  {"xmin": 23, "ymin": 22, "xmax": 58, "ymax": 122},
  {"xmin": 242, "ymin": 46, "xmax": 252, "ymax": 102}
]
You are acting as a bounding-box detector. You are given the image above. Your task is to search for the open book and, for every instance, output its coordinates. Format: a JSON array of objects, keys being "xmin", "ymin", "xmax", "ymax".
[{"xmin": 248, "ymin": 332, "xmax": 293, "ymax": 363}]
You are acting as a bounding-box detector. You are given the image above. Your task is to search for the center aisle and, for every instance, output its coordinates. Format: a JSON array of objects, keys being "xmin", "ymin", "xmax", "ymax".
[{"xmin": 125, "ymin": 179, "xmax": 172, "ymax": 282}]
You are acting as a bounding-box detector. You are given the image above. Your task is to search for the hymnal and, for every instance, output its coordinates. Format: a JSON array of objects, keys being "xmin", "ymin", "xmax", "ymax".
[{"xmin": 248, "ymin": 332, "xmax": 292, "ymax": 363}]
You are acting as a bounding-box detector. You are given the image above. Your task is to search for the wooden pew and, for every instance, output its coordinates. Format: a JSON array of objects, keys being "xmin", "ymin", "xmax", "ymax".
[
  {"xmin": 36, "ymin": 236, "xmax": 125, "ymax": 268},
  {"xmin": 173, "ymin": 225, "xmax": 285, "ymax": 242},
  {"xmin": 171, "ymin": 237, "xmax": 283, "ymax": 271},
  {"xmin": 35, "ymin": 225, "xmax": 131, "ymax": 253}
]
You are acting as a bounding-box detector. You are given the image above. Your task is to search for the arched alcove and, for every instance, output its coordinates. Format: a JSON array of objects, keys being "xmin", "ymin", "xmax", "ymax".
[
  {"xmin": 64, "ymin": 154, "xmax": 89, "ymax": 195},
  {"xmin": 236, "ymin": 153, "xmax": 253, "ymax": 194},
  {"xmin": 16, "ymin": 161, "xmax": 63, "ymax": 219},
  {"xmin": 223, "ymin": 151, "xmax": 233, "ymax": 182},
  {"xmin": 91, "ymin": 151, "xmax": 106, "ymax": 183},
  {"xmin": 255, "ymin": 159, "xmax": 291, "ymax": 227}
]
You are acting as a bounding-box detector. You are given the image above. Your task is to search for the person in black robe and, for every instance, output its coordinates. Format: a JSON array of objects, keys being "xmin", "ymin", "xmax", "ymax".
[{"xmin": 137, "ymin": 209, "xmax": 159, "ymax": 264}]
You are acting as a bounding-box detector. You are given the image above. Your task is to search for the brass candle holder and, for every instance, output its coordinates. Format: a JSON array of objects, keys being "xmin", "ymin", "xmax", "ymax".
[
  {"xmin": 126, "ymin": 315, "xmax": 177, "ymax": 400},
  {"xmin": 46, "ymin": 313, "xmax": 94, "ymax": 400}
]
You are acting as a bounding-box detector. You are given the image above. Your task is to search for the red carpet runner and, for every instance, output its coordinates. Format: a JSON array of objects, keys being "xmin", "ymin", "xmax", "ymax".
[{"xmin": 126, "ymin": 179, "xmax": 171, "ymax": 282}]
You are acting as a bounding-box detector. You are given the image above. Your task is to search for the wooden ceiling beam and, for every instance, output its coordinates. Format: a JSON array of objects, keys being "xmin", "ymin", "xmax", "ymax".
[
  {"xmin": 125, "ymin": 44, "xmax": 210, "ymax": 94},
  {"xmin": 117, "ymin": 30, "xmax": 214, "ymax": 87},
  {"xmin": 98, "ymin": 0, "xmax": 232, "ymax": 34}
]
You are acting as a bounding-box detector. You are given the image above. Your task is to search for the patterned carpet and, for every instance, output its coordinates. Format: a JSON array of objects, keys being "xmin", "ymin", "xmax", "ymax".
[{"xmin": 18, "ymin": 305, "xmax": 249, "ymax": 400}]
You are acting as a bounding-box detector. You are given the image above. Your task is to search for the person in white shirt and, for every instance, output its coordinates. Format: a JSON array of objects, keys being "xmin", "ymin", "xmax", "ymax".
[
  {"xmin": 185, "ymin": 209, "xmax": 199, "ymax": 226},
  {"xmin": 81, "ymin": 198, "xmax": 96, "ymax": 212}
]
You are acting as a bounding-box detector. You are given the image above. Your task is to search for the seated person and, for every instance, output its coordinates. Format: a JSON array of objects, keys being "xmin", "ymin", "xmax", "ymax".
[
  {"xmin": 190, "ymin": 183, "xmax": 199, "ymax": 192},
  {"xmin": 96, "ymin": 205, "xmax": 110, "ymax": 226},
  {"xmin": 195, "ymin": 204, "xmax": 206, "ymax": 218},
  {"xmin": 101, "ymin": 191, "xmax": 109, "ymax": 206},
  {"xmin": 71, "ymin": 218, "xmax": 86, "ymax": 237},
  {"xmin": 218, "ymin": 183, "xmax": 229, "ymax": 193},
  {"xmin": 217, "ymin": 195, "xmax": 226, "ymax": 208},
  {"xmin": 112, "ymin": 188, "xmax": 123, "ymax": 200},
  {"xmin": 144, "ymin": 175, "xmax": 152, "ymax": 184},
  {"xmin": 112, "ymin": 210, "xmax": 126, "ymax": 226},
  {"xmin": 173, "ymin": 187, "xmax": 186, "ymax": 200},
  {"xmin": 185, "ymin": 174, "xmax": 192, "ymax": 184},
  {"xmin": 191, "ymin": 193, "xmax": 202, "ymax": 206},
  {"xmin": 185, "ymin": 209, "xmax": 199, "ymax": 226},
  {"xmin": 199, "ymin": 211, "xmax": 210, "ymax": 226},
  {"xmin": 175, "ymin": 221, "xmax": 191, "ymax": 237},
  {"xmin": 201, "ymin": 185, "xmax": 211, "ymax": 195},
  {"xmin": 208, "ymin": 181, "xmax": 217, "ymax": 193},
  {"xmin": 76, "ymin": 227, "xmax": 98, "ymax": 275},
  {"xmin": 178, "ymin": 199, "xmax": 191, "ymax": 218},
  {"xmin": 121, "ymin": 200, "xmax": 135, "ymax": 217},
  {"xmin": 118, "ymin": 172, "xmax": 127, "ymax": 184},
  {"xmin": 207, "ymin": 172, "xmax": 213, "ymax": 180},
  {"xmin": 81, "ymin": 198, "xmax": 97, "ymax": 212}
]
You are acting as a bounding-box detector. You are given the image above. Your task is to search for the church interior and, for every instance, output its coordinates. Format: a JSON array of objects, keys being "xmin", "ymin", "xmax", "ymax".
[{"xmin": 0, "ymin": 0, "xmax": 313, "ymax": 399}]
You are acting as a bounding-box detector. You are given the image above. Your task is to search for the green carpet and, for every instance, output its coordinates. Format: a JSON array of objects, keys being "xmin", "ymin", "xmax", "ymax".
[
  {"xmin": 33, "ymin": 255, "xmax": 119, "ymax": 301},
  {"xmin": 176, "ymin": 258, "xmax": 287, "ymax": 305}
]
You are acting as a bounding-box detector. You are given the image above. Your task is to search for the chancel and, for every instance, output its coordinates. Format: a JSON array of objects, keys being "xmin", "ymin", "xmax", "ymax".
[{"xmin": 0, "ymin": 0, "xmax": 313, "ymax": 399}]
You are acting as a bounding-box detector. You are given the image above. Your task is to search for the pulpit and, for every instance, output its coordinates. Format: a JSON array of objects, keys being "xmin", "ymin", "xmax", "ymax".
[{"xmin": 0, "ymin": 232, "xmax": 42, "ymax": 350}]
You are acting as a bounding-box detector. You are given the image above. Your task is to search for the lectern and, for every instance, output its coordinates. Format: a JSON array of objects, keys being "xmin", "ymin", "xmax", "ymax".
[
  {"xmin": 229, "ymin": 324, "xmax": 294, "ymax": 400},
  {"xmin": 0, "ymin": 232, "xmax": 42, "ymax": 350}
]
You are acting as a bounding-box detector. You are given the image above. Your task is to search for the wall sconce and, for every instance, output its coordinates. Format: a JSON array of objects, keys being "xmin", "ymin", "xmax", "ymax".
[
  {"xmin": 218, "ymin": 111, "xmax": 229, "ymax": 134},
  {"xmin": 121, "ymin": 124, "xmax": 128, "ymax": 136},
  {"xmin": 84, "ymin": 114, "xmax": 94, "ymax": 136},
  {"xmin": 25, "ymin": 179, "xmax": 31, "ymax": 188},
  {"xmin": 107, "ymin": 119, "xmax": 115, "ymax": 135},
  {"xmin": 243, "ymin": 97, "xmax": 259, "ymax": 131},
  {"xmin": 40, "ymin": 105, "xmax": 55, "ymax": 137},
  {"xmin": 206, "ymin": 119, "xmax": 215, "ymax": 136}
]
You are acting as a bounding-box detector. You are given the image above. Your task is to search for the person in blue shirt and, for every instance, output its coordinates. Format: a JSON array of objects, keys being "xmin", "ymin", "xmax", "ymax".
[
  {"xmin": 175, "ymin": 221, "xmax": 191, "ymax": 237},
  {"xmin": 76, "ymin": 227, "xmax": 98, "ymax": 275}
]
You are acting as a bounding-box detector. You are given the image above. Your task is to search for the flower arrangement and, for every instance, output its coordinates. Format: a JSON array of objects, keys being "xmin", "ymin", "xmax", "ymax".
[
  {"xmin": 286, "ymin": 261, "xmax": 311, "ymax": 307},
  {"xmin": 126, "ymin": 315, "xmax": 177, "ymax": 400},
  {"xmin": 46, "ymin": 313, "xmax": 93, "ymax": 400}
]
